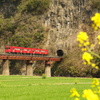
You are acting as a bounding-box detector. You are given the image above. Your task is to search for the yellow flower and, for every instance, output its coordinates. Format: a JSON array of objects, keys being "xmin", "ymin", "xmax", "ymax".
[
  {"xmin": 77, "ymin": 32, "xmax": 89, "ymax": 42},
  {"xmin": 97, "ymin": 35, "xmax": 100, "ymax": 40},
  {"xmin": 94, "ymin": 26, "xmax": 98, "ymax": 30},
  {"xmin": 82, "ymin": 52, "xmax": 93, "ymax": 64},
  {"xmin": 74, "ymin": 98, "xmax": 80, "ymax": 100},
  {"xmin": 97, "ymin": 35, "xmax": 100, "ymax": 45},
  {"xmin": 98, "ymin": 90, "xmax": 100, "ymax": 94},
  {"xmin": 91, "ymin": 63, "xmax": 96, "ymax": 67},
  {"xmin": 92, "ymin": 24, "xmax": 98, "ymax": 30},
  {"xmin": 90, "ymin": 44, "xmax": 94, "ymax": 48},
  {"xmin": 93, "ymin": 90, "xmax": 97, "ymax": 94},
  {"xmin": 81, "ymin": 48, "xmax": 87, "ymax": 52},
  {"xmin": 86, "ymin": 41, "xmax": 90, "ymax": 45},
  {"xmin": 70, "ymin": 88, "xmax": 80, "ymax": 97},
  {"xmin": 98, "ymin": 42, "xmax": 100, "ymax": 45},
  {"xmin": 98, "ymin": 87, "xmax": 100, "ymax": 89},
  {"xmin": 83, "ymin": 89, "xmax": 99, "ymax": 100},
  {"xmin": 91, "ymin": 13, "xmax": 100, "ymax": 28},
  {"xmin": 95, "ymin": 66, "xmax": 99, "ymax": 69},
  {"xmin": 78, "ymin": 44, "xmax": 82, "ymax": 47},
  {"xmin": 83, "ymin": 61, "xmax": 87, "ymax": 65},
  {"xmin": 91, "ymin": 63, "xmax": 99, "ymax": 69},
  {"xmin": 84, "ymin": 42, "xmax": 90, "ymax": 46},
  {"xmin": 92, "ymin": 24, "xmax": 95, "ymax": 28},
  {"xmin": 92, "ymin": 78, "xmax": 99, "ymax": 87}
]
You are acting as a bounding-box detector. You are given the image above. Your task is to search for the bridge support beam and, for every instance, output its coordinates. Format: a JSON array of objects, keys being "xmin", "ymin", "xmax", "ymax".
[
  {"xmin": 45, "ymin": 61, "xmax": 52, "ymax": 77},
  {"xmin": 26, "ymin": 61, "xmax": 33, "ymax": 76},
  {"xmin": 2, "ymin": 60, "xmax": 9, "ymax": 75}
]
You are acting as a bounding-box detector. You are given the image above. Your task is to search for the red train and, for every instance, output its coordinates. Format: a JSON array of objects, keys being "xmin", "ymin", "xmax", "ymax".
[{"xmin": 5, "ymin": 46, "xmax": 48, "ymax": 55}]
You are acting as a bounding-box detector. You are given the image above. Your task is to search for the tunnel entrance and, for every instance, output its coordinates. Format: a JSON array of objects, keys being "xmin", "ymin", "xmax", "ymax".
[{"xmin": 57, "ymin": 49, "xmax": 64, "ymax": 57}]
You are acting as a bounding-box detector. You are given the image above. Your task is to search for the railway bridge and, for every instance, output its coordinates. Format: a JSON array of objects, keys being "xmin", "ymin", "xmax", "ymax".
[{"xmin": 0, "ymin": 54, "xmax": 62, "ymax": 77}]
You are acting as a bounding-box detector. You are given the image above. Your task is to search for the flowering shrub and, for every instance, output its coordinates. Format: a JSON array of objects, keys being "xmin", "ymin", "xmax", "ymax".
[
  {"xmin": 77, "ymin": 13, "xmax": 100, "ymax": 69},
  {"xmin": 91, "ymin": 13, "xmax": 100, "ymax": 30},
  {"xmin": 70, "ymin": 13, "xmax": 100, "ymax": 100},
  {"xmin": 70, "ymin": 78, "xmax": 100, "ymax": 100}
]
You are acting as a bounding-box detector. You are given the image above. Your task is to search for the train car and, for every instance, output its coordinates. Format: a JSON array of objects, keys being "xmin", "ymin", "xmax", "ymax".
[{"xmin": 5, "ymin": 46, "xmax": 48, "ymax": 55}]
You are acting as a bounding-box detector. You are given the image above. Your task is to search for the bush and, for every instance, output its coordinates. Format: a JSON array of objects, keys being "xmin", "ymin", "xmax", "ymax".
[
  {"xmin": 0, "ymin": 0, "xmax": 20, "ymax": 3},
  {"xmin": 11, "ymin": 34, "xmax": 32, "ymax": 47},
  {"xmin": 42, "ymin": 74, "xmax": 46, "ymax": 79},
  {"xmin": 17, "ymin": 0, "xmax": 50, "ymax": 15},
  {"xmin": 91, "ymin": 0, "xmax": 100, "ymax": 10},
  {"xmin": 34, "ymin": 32, "xmax": 44, "ymax": 42},
  {"xmin": 27, "ymin": 0, "xmax": 50, "ymax": 14}
]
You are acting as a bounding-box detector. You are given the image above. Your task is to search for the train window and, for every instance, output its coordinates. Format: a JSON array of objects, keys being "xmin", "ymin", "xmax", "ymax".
[
  {"xmin": 5, "ymin": 47, "xmax": 10, "ymax": 49},
  {"xmin": 35, "ymin": 50, "xmax": 39, "ymax": 52},
  {"xmin": 24, "ymin": 49, "xmax": 27, "ymax": 51},
  {"xmin": 41, "ymin": 51, "xmax": 45, "ymax": 52},
  {"xmin": 15, "ymin": 48, "xmax": 20, "ymax": 50}
]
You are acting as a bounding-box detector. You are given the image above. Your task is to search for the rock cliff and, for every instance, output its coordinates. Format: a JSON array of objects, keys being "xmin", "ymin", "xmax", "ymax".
[{"xmin": 43, "ymin": 0, "xmax": 93, "ymax": 55}]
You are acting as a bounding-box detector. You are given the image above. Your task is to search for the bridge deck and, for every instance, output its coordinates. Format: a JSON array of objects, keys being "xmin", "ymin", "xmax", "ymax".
[{"xmin": 0, "ymin": 54, "xmax": 61, "ymax": 61}]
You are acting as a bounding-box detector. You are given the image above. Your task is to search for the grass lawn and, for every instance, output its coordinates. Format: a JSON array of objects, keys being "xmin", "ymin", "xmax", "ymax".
[{"xmin": 0, "ymin": 75, "xmax": 97, "ymax": 100}]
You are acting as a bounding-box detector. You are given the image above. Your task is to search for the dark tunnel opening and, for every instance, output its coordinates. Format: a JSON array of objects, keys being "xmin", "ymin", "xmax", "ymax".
[{"xmin": 57, "ymin": 49, "xmax": 64, "ymax": 57}]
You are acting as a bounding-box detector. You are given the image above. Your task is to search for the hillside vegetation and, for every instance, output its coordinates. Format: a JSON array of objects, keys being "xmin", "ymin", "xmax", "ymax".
[
  {"xmin": 0, "ymin": 0, "xmax": 100, "ymax": 77},
  {"xmin": 0, "ymin": 0, "xmax": 50, "ymax": 47},
  {"xmin": 0, "ymin": 0, "xmax": 50, "ymax": 75}
]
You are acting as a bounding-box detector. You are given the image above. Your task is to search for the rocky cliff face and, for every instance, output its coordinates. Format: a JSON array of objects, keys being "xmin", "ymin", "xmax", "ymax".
[{"xmin": 43, "ymin": 0, "xmax": 93, "ymax": 55}]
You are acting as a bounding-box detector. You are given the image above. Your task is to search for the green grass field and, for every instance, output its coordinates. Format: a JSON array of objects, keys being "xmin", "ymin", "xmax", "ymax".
[{"xmin": 0, "ymin": 76, "xmax": 97, "ymax": 100}]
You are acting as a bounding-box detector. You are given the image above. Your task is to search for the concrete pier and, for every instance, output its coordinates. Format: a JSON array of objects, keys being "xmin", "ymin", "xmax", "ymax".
[
  {"xmin": 26, "ymin": 61, "xmax": 33, "ymax": 76},
  {"xmin": 2, "ymin": 60, "xmax": 9, "ymax": 75},
  {"xmin": 45, "ymin": 61, "xmax": 52, "ymax": 77}
]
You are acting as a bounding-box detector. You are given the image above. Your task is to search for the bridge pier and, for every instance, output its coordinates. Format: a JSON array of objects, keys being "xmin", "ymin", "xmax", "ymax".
[
  {"xmin": 0, "ymin": 54, "xmax": 61, "ymax": 76},
  {"xmin": 2, "ymin": 60, "xmax": 9, "ymax": 75},
  {"xmin": 26, "ymin": 61, "xmax": 33, "ymax": 76},
  {"xmin": 45, "ymin": 61, "xmax": 52, "ymax": 77}
]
